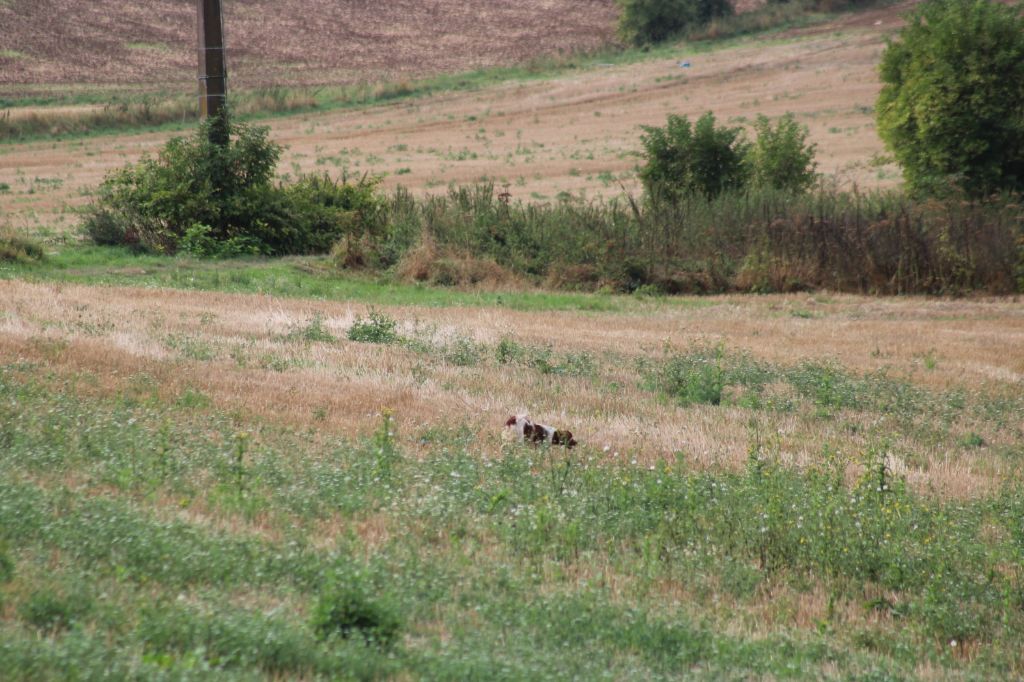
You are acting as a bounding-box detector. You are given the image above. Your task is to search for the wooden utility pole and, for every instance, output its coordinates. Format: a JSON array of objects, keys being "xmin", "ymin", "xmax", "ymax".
[{"xmin": 197, "ymin": 0, "xmax": 228, "ymax": 144}]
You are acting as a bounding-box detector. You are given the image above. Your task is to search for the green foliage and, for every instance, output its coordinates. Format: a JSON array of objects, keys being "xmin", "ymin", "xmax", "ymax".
[
  {"xmin": 347, "ymin": 309, "xmax": 400, "ymax": 344},
  {"xmin": 648, "ymin": 346, "xmax": 933, "ymax": 416},
  {"xmin": 496, "ymin": 337, "xmax": 526, "ymax": 364},
  {"xmin": 81, "ymin": 114, "xmax": 387, "ymax": 257},
  {"xmin": 178, "ymin": 222, "xmax": 263, "ymax": 259},
  {"xmin": 0, "ymin": 540, "xmax": 13, "ymax": 584},
  {"xmin": 653, "ymin": 345, "xmax": 774, "ymax": 407},
  {"xmin": 3, "ymin": 367, "xmax": 1024, "ymax": 676},
  {"xmin": 876, "ymin": 0, "xmax": 1024, "ymax": 197},
  {"xmin": 164, "ymin": 333, "xmax": 216, "ymax": 361},
  {"xmin": 285, "ymin": 172, "xmax": 386, "ymax": 260},
  {"xmin": 442, "ymin": 335, "xmax": 484, "ymax": 367},
  {"xmin": 749, "ymin": 114, "xmax": 818, "ymax": 192},
  {"xmin": 83, "ymin": 113, "xmax": 282, "ymax": 254},
  {"xmin": 288, "ymin": 313, "xmax": 336, "ymax": 344},
  {"xmin": 662, "ymin": 346, "xmax": 727, "ymax": 405},
  {"xmin": 0, "ymin": 232, "xmax": 44, "ymax": 264},
  {"xmin": 618, "ymin": 0, "xmax": 733, "ymax": 45},
  {"xmin": 68, "ymin": 167, "xmax": 1022, "ymax": 297},
  {"xmin": 640, "ymin": 112, "xmax": 819, "ymax": 201},
  {"xmin": 639, "ymin": 112, "xmax": 751, "ymax": 200},
  {"xmin": 137, "ymin": 602, "xmax": 320, "ymax": 675},
  {"xmin": 312, "ymin": 573, "xmax": 402, "ymax": 648},
  {"xmin": 18, "ymin": 587, "xmax": 93, "ymax": 633}
]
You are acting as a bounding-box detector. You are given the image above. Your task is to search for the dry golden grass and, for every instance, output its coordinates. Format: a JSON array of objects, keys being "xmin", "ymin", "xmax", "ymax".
[{"xmin": 2, "ymin": 279, "xmax": 1021, "ymax": 500}]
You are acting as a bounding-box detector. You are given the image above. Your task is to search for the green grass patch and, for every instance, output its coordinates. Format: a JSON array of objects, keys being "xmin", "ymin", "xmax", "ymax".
[
  {"xmin": 0, "ymin": 245, "xmax": 699, "ymax": 312},
  {"xmin": 1, "ymin": 364, "xmax": 1023, "ymax": 678}
]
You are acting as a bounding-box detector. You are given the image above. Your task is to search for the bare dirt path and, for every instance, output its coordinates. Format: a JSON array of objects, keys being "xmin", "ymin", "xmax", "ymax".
[{"xmin": 0, "ymin": 4, "xmax": 912, "ymax": 237}]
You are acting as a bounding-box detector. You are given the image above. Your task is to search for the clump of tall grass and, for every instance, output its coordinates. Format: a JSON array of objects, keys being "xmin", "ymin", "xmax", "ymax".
[
  {"xmin": 648, "ymin": 344, "xmax": 929, "ymax": 416},
  {"xmin": 0, "ymin": 228, "xmax": 45, "ymax": 264},
  {"xmin": 372, "ymin": 184, "xmax": 1023, "ymax": 295},
  {"xmin": 312, "ymin": 573, "xmax": 403, "ymax": 649},
  {"xmin": 347, "ymin": 310, "xmax": 400, "ymax": 344}
]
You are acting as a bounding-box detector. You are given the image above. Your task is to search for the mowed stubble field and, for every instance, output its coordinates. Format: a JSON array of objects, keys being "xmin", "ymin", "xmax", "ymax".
[
  {"xmin": 2, "ymin": 278, "xmax": 1022, "ymax": 499},
  {"xmin": 0, "ymin": 3, "xmax": 909, "ymax": 236}
]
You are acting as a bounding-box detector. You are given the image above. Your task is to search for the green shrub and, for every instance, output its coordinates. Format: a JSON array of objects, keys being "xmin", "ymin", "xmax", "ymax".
[
  {"xmin": 748, "ymin": 114, "xmax": 818, "ymax": 192},
  {"xmin": 81, "ymin": 114, "xmax": 386, "ymax": 257},
  {"xmin": 639, "ymin": 112, "xmax": 750, "ymax": 200},
  {"xmin": 0, "ymin": 540, "xmax": 13, "ymax": 584},
  {"xmin": 496, "ymin": 337, "xmax": 526, "ymax": 364},
  {"xmin": 618, "ymin": 0, "xmax": 733, "ymax": 45},
  {"xmin": 443, "ymin": 336, "xmax": 483, "ymax": 367},
  {"xmin": 876, "ymin": 0, "xmax": 1024, "ymax": 197},
  {"xmin": 655, "ymin": 345, "xmax": 729, "ymax": 405},
  {"xmin": 289, "ymin": 313, "xmax": 336, "ymax": 344},
  {"xmin": 18, "ymin": 588, "xmax": 93, "ymax": 633},
  {"xmin": 286, "ymin": 172, "xmax": 386, "ymax": 260},
  {"xmin": 347, "ymin": 310, "xmax": 400, "ymax": 344},
  {"xmin": 0, "ymin": 232, "xmax": 45, "ymax": 263},
  {"xmin": 376, "ymin": 182, "xmax": 1021, "ymax": 295},
  {"xmin": 639, "ymin": 112, "xmax": 818, "ymax": 201},
  {"xmin": 312, "ymin": 576, "xmax": 402, "ymax": 648},
  {"xmin": 178, "ymin": 222, "xmax": 264, "ymax": 258},
  {"xmin": 82, "ymin": 113, "xmax": 283, "ymax": 254}
]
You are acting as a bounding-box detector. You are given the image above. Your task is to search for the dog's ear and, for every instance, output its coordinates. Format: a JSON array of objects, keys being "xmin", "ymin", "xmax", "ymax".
[{"xmin": 505, "ymin": 415, "xmax": 518, "ymax": 427}]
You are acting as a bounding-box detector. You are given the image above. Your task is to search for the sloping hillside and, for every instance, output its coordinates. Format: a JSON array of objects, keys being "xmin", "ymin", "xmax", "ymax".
[
  {"xmin": 0, "ymin": 0, "xmax": 619, "ymax": 92},
  {"xmin": 0, "ymin": 2, "xmax": 916, "ymax": 234}
]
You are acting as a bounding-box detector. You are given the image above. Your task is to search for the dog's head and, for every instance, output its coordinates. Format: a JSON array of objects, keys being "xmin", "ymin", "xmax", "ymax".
[
  {"xmin": 552, "ymin": 429, "xmax": 577, "ymax": 449},
  {"xmin": 505, "ymin": 415, "xmax": 520, "ymax": 427}
]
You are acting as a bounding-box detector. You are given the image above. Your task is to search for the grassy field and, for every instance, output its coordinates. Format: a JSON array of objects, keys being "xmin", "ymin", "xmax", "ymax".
[
  {"xmin": 3, "ymin": 1, "xmax": 1024, "ymax": 678},
  {"xmin": 2, "ymin": 270, "xmax": 1024, "ymax": 679}
]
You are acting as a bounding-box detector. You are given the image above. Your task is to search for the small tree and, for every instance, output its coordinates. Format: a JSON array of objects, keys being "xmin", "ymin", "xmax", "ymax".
[
  {"xmin": 618, "ymin": 0, "xmax": 733, "ymax": 45},
  {"xmin": 83, "ymin": 112, "xmax": 283, "ymax": 254},
  {"xmin": 82, "ymin": 113, "xmax": 385, "ymax": 257},
  {"xmin": 748, "ymin": 114, "xmax": 818, "ymax": 193},
  {"xmin": 876, "ymin": 0, "xmax": 1024, "ymax": 197},
  {"xmin": 639, "ymin": 112, "xmax": 750, "ymax": 200}
]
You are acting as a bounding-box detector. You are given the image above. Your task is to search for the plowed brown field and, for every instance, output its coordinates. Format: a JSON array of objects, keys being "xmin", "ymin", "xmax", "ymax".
[{"xmin": 0, "ymin": 0, "xmax": 618, "ymax": 93}]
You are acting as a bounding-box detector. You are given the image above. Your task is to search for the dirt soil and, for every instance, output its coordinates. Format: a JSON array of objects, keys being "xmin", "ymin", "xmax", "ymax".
[
  {"xmin": 0, "ymin": 3, "xmax": 914, "ymax": 236},
  {"xmin": 0, "ymin": 0, "xmax": 619, "ymax": 92}
]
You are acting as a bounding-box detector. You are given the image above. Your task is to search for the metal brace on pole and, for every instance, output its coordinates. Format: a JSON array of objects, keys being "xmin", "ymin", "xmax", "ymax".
[{"xmin": 198, "ymin": 0, "xmax": 228, "ymax": 144}]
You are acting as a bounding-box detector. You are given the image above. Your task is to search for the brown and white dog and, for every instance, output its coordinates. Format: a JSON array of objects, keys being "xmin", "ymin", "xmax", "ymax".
[{"xmin": 504, "ymin": 414, "xmax": 577, "ymax": 448}]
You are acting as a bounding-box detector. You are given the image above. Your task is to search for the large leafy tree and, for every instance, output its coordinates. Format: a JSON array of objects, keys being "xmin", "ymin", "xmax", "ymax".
[{"xmin": 876, "ymin": 0, "xmax": 1024, "ymax": 197}]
